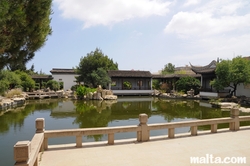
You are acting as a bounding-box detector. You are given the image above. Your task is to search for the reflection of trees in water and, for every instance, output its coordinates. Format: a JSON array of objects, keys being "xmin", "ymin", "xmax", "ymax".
[
  {"xmin": 73, "ymin": 101, "xmax": 112, "ymax": 141},
  {"xmin": 152, "ymin": 100, "xmax": 200, "ymax": 122},
  {"xmin": 0, "ymin": 104, "xmax": 35, "ymax": 133},
  {"xmin": 27, "ymin": 99, "xmax": 59, "ymax": 110},
  {"xmin": 0, "ymin": 99, "xmax": 59, "ymax": 133},
  {"xmin": 109, "ymin": 101, "xmax": 152, "ymax": 120},
  {"xmin": 151, "ymin": 99, "xmax": 227, "ymax": 122}
]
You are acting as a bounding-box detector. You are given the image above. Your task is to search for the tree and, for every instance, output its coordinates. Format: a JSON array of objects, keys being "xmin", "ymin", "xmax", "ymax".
[
  {"xmin": 161, "ymin": 63, "xmax": 175, "ymax": 74},
  {"xmin": 15, "ymin": 70, "xmax": 35, "ymax": 92},
  {"xmin": 76, "ymin": 48, "xmax": 118, "ymax": 87},
  {"xmin": 0, "ymin": 70, "xmax": 21, "ymax": 89},
  {"xmin": 210, "ymin": 56, "xmax": 250, "ymax": 96},
  {"xmin": 0, "ymin": 0, "xmax": 52, "ymax": 71},
  {"xmin": 46, "ymin": 80, "xmax": 60, "ymax": 91},
  {"xmin": 176, "ymin": 76, "xmax": 201, "ymax": 94},
  {"xmin": 90, "ymin": 68, "xmax": 111, "ymax": 88}
]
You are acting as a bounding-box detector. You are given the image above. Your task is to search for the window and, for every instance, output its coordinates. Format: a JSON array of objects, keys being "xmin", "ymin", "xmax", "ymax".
[
  {"xmin": 111, "ymin": 81, "xmax": 116, "ymax": 86},
  {"xmin": 137, "ymin": 80, "xmax": 143, "ymax": 86}
]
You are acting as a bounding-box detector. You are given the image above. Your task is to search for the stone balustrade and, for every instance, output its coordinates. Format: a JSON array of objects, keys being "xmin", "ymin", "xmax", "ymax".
[{"xmin": 14, "ymin": 108, "xmax": 250, "ymax": 166}]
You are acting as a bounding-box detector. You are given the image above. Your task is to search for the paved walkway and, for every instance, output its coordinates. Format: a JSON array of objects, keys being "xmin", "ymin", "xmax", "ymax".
[{"xmin": 39, "ymin": 127, "xmax": 250, "ymax": 166}]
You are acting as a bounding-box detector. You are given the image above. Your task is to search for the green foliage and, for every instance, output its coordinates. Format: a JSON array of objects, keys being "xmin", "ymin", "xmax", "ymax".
[
  {"xmin": 15, "ymin": 70, "xmax": 35, "ymax": 92},
  {"xmin": 152, "ymin": 79, "xmax": 161, "ymax": 89},
  {"xmin": 0, "ymin": 70, "xmax": 21, "ymax": 89},
  {"xmin": 59, "ymin": 82, "xmax": 64, "ymax": 90},
  {"xmin": 76, "ymin": 86, "xmax": 85, "ymax": 98},
  {"xmin": 123, "ymin": 81, "xmax": 132, "ymax": 89},
  {"xmin": 0, "ymin": 79, "xmax": 9, "ymax": 95},
  {"xmin": 35, "ymin": 83, "xmax": 40, "ymax": 90},
  {"xmin": 161, "ymin": 63, "xmax": 175, "ymax": 74},
  {"xmin": 210, "ymin": 56, "xmax": 250, "ymax": 96},
  {"xmin": 0, "ymin": 0, "xmax": 52, "ymax": 70},
  {"xmin": 176, "ymin": 76, "xmax": 201, "ymax": 94},
  {"xmin": 76, "ymin": 48, "xmax": 118, "ymax": 87},
  {"xmin": 90, "ymin": 68, "xmax": 111, "ymax": 88},
  {"xmin": 76, "ymin": 86, "xmax": 96, "ymax": 98},
  {"xmin": 46, "ymin": 80, "xmax": 60, "ymax": 91},
  {"xmin": 0, "ymin": 70, "xmax": 35, "ymax": 93}
]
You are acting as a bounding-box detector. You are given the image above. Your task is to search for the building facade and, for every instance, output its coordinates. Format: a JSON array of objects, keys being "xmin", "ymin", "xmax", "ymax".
[
  {"xmin": 50, "ymin": 68, "xmax": 78, "ymax": 91},
  {"xmin": 108, "ymin": 70, "xmax": 153, "ymax": 95}
]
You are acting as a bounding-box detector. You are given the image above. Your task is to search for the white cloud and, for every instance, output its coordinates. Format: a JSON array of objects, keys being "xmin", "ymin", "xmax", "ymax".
[
  {"xmin": 163, "ymin": 0, "xmax": 250, "ymax": 66},
  {"xmin": 164, "ymin": 0, "xmax": 250, "ymax": 38},
  {"xmin": 164, "ymin": 12, "xmax": 250, "ymax": 38},
  {"xmin": 183, "ymin": 0, "xmax": 200, "ymax": 7},
  {"xmin": 54, "ymin": 0, "xmax": 171, "ymax": 28}
]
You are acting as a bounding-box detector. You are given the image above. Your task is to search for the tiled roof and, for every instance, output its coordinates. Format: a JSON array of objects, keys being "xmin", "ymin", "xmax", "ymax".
[
  {"xmin": 190, "ymin": 60, "xmax": 217, "ymax": 74},
  {"xmin": 50, "ymin": 68, "xmax": 76, "ymax": 74},
  {"xmin": 32, "ymin": 75, "xmax": 53, "ymax": 79},
  {"xmin": 152, "ymin": 74, "xmax": 200, "ymax": 79},
  {"xmin": 108, "ymin": 70, "xmax": 152, "ymax": 78}
]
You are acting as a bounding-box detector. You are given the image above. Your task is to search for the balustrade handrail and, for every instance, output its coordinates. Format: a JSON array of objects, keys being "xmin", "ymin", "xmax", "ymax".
[
  {"xmin": 13, "ymin": 109, "xmax": 250, "ymax": 166},
  {"xmin": 148, "ymin": 117, "xmax": 235, "ymax": 130},
  {"xmin": 44, "ymin": 125, "xmax": 140, "ymax": 138}
]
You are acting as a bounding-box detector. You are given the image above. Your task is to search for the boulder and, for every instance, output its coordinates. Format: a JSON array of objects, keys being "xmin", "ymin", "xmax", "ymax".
[
  {"xmin": 93, "ymin": 92, "xmax": 103, "ymax": 100},
  {"xmin": 104, "ymin": 95, "xmax": 117, "ymax": 100}
]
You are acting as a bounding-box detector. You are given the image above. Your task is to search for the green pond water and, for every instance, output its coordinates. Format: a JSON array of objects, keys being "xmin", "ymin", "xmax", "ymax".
[{"xmin": 1, "ymin": 96, "xmax": 250, "ymax": 166}]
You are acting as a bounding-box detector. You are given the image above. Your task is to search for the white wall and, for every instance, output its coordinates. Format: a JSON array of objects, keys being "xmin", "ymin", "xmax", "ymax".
[
  {"xmin": 52, "ymin": 74, "xmax": 78, "ymax": 91},
  {"xmin": 235, "ymin": 83, "xmax": 250, "ymax": 97}
]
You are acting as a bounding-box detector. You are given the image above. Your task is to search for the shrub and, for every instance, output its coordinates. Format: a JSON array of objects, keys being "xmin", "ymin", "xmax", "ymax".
[
  {"xmin": 152, "ymin": 79, "xmax": 160, "ymax": 90},
  {"xmin": 0, "ymin": 70, "xmax": 21, "ymax": 89},
  {"xmin": 123, "ymin": 81, "xmax": 132, "ymax": 89},
  {"xmin": 76, "ymin": 86, "xmax": 96, "ymax": 99},
  {"xmin": 15, "ymin": 71, "xmax": 35, "ymax": 92},
  {"xmin": 0, "ymin": 79, "xmax": 9, "ymax": 95},
  {"xmin": 46, "ymin": 80, "xmax": 60, "ymax": 91},
  {"xmin": 5, "ymin": 89, "xmax": 22, "ymax": 98},
  {"xmin": 176, "ymin": 76, "xmax": 201, "ymax": 94},
  {"xmin": 35, "ymin": 83, "xmax": 40, "ymax": 90},
  {"xmin": 59, "ymin": 82, "xmax": 63, "ymax": 90}
]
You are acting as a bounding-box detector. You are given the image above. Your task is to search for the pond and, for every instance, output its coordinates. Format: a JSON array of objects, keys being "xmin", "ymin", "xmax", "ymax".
[{"xmin": 1, "ymin": 97, "xmax": 250, "ymax": 166}]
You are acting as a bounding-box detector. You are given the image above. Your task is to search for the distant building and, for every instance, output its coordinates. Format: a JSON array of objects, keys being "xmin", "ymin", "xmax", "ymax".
[
  {"xmin": 50, "ymin": 68, "xmax": 78, "ymax": 91},
  {"xmin": 108, "ymin": 70, "xmax": 153, "ymax": 96},
  {"xmin": 190, "ymin": 59, "xmax": 250, "ymax": 98},
  {"xmin": 31, "ymin": 75, "xmax": 53, "ymax": 89}
]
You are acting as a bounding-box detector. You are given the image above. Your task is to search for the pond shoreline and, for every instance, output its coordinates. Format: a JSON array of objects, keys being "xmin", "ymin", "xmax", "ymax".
[{"xmin": 2, "ymin": 91, "xmax": 250, "ymax": 113}]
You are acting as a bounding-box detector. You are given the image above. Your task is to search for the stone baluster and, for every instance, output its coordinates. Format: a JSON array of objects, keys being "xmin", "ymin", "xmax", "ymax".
[
  {"xmin": 168, "ymin": 128, "xmax": 175, "ymax": 138},
  {"xmin": 108, "ymin": 133, "xmax": 114, "ymax": 145},
  {"xmin": 230, "ymin": 108, "xmax": 239, "ymax": 131},
  {"xmin": 137, "ymin": 114, "xmax": 149, "ymax": 142},
  {"xmin": 191, "ymin": 126, "xmax": 197, "ymax": 136},
  {"xmin": 14, "ymin": 141, "xmax": 31, "ymax": 166},
  {"xmin": 36, "ymin": 118, "xmax": 47, "ymax": 151},
  {"xmin": 211, "ymin": 124, "xmax": 218, "ymax": 133},
  {"xmin": 36, "ymin": 118, "xmax": 45, "ymax": 133}
]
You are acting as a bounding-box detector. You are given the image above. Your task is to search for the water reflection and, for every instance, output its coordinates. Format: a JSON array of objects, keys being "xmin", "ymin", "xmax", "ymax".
[{"xmin": 1, "ymin": 97, "xmax": 250, "ymax": 166}]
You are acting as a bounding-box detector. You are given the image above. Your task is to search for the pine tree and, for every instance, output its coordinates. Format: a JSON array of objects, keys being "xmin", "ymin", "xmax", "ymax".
[{"xmin": 0, "ymin": 0, "xmax": 52, "ymax": 71}]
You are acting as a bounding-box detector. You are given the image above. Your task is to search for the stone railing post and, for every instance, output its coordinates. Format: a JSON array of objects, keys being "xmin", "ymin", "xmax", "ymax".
[
  {"xmin": 230, "ymin": 108, "xmax": 239, "ymax": 131},
  {"xmin": 76, "ymin": 135, "xmax": 82, "ymax": 148},
  {"xmin": 36, "ymin": 118, "xmax": 45, "ymax": 133},
  {"xmin": 137, "ymin": 114, "xmax": 149, "ymax": 142},
  {"xmin": 14, "ymin": 141, "xmax": 31, "ymax": 166},
  {"xmin": 36, "ymin": 118, "xmax": 47, "ymax": 151}
]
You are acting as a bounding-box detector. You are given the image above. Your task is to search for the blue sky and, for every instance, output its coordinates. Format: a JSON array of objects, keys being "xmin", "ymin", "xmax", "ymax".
[{"xmin": 27, "ymin": 0, "xmax": 250, "ymax": 74}]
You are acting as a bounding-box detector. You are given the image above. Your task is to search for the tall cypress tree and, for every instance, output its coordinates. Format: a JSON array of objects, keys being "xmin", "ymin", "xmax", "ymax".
[{"xmin": 0, "ymin": 0, "xmax": 52, "ymax": 71}]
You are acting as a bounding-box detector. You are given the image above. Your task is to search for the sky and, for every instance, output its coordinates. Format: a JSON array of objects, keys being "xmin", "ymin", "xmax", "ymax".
[{"xmin": 27, "ymin": 0, "xmax": 250, "ymax": 74}]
